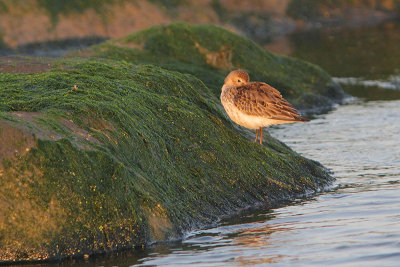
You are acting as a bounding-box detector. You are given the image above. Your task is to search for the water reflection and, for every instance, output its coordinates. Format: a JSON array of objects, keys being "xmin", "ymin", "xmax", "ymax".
[
  {"xmin": 289, "ymin": 21, "xmax": 400, "ymax": 79},
  {"xmin": 265, "ymin": 20, "xmax": 400, "ymax": 101}
]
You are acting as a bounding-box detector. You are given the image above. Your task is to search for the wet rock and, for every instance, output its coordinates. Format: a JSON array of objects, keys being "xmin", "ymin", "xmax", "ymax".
[{"xmin": 0, "ymin": 59, "xmax": 333, "ymax": 263}]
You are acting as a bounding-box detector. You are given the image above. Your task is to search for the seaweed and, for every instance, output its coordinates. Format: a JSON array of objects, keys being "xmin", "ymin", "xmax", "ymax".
[
  {"xmin": 85, "ymin": 22, "xmax": 345, "ymax": 112},
  {"xmin": 0, "ymin": 59, "xmax": 333, "ymax": 262}
]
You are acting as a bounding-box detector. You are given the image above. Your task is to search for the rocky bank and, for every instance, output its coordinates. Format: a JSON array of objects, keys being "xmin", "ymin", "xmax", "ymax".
[{"xmin": 0, "ymin": 23, "xmax": 341, "ymax": 263}]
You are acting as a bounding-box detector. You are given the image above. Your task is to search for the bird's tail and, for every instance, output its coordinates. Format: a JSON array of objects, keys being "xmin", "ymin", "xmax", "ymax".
[{"xmin": 297, "ymin": 116, "xmax": 310, "ymax": 122}]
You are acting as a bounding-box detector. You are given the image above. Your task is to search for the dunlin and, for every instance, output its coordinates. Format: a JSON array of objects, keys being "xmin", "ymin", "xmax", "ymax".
[{"xmin": 220, "ymin": 70, "xmax": 309, "ymax": 144}]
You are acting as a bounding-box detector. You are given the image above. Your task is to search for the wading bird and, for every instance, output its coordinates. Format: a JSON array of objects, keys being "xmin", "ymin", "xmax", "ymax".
[{"xmin": 220, "ymin": 70, "xmax": 309, "ymax": 144}]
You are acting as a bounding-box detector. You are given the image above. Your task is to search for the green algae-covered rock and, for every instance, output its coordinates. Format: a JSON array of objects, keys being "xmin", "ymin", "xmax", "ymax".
[
  {"xmin": 0, "ymin": 58, "xmax": 332, "ymax": 263},
  {"xmin": 84, "ymin": 22, "xmax": 345, "ymax": 113}
]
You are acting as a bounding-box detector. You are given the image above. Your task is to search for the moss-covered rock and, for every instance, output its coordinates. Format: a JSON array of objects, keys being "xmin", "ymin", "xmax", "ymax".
[
  {"xmin": 83, "ymin": 22, "xmax": 346, "ymax": 113},
  {"xmin": 0, "ymin": 58, "xmax": 332, "ymax": 263}
]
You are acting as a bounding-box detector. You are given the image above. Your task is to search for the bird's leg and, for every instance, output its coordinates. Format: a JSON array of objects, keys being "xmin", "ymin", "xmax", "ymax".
[
  {"xmin": 255, "ymin": 129, "xmax": 259, "ymax": 143},
  {"xmin": 260, "ymin": 127, "xmax": 263, "ymax": 145}
]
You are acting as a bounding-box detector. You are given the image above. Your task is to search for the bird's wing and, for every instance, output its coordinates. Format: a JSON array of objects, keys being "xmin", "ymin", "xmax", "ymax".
[{"xmin": 233, "ymin": 82, "xmax": 308, "ymax": 121}]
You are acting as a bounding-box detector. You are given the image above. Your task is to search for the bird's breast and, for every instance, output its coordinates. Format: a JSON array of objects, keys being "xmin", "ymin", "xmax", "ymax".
[
  {"xmin": 220, "ymin": 85, "xmax": 286, "ymax": 129},
  {"xmin": 221, "ymin": 88, "xmax": 263, "ymax": 129}
]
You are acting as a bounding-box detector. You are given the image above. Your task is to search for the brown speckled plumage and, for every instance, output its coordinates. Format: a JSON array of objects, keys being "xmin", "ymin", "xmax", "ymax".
[
  {"xmin": 233, "ymin": 82, "xmax": 307, "ymax": 121},
  {"xmin": 220, "ymin": 69, "xmax": 309, "ymax": 144}
]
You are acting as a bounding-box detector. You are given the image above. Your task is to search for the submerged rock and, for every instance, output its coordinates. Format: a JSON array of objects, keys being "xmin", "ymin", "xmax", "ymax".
[
  {"xmin": 83, "ymin": 22, "xmax": 346, "ymax": 113},
  {"xmin": 0, "ymin": 58, "xmax": 333, "ymax": 263}
]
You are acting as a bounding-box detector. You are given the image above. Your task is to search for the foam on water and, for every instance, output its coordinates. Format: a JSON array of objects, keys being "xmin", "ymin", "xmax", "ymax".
[{"xmin": 333, "ymin": 76, "xmax": 400, "ymax": 90}]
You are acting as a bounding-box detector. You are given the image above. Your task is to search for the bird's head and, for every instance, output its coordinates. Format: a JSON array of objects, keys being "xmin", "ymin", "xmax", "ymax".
[{"xmin": 224, "ymin": 69, "xmax": 250, "ymax": 87}]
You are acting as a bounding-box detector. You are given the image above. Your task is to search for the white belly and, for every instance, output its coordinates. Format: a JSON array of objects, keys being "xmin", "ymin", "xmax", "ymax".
[{"xmin": 222, "ymin": 101, "xmax": 284, "ymax": 129}]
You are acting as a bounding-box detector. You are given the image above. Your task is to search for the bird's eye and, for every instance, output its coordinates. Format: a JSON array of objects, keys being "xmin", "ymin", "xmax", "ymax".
[{"xmin": 237, "ymin": 79, "xmax": 241, "ymax": 82}]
